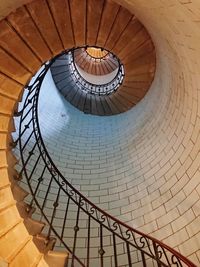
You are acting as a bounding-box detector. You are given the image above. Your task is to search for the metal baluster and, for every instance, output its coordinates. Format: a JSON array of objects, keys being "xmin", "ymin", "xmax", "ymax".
[
  {"xmin": 126, "ymin": 242, "xmax": 132, "ymax": 267},
  {"xmin": 112, "ymin": 233, "xmax": 118, "ymax": 267},
  {"xmin": 27, "ymin": 153, "xmax": 42, "ymax": 181},
  {"xmin": 153, "ymin": 241, "xmax": 162, "ymax": 267},
  {"xmin": 21, "ymin": 105, "xmax": 34, "ymax": 122},
  {"xmin": 16, "ymin": 117, "xmax": 33, "ymax": 143},
  {"xmin": 71, "ymin": 196, "xmax": 81, "ymax": 267},
  {"xmin": 22, "ymin": 93, "xmax": 36, "ymax": 111},
  {"xmin": 19, "ymin": 140, "xmax": 38, "ymax": 176},
  {"xmin": 29, "ymin": 165, "xmax": 47, "ymax": 207},
  {"xmin": 21, "ymin": 130, "xmax": 34, "ymax": 151},
  {"xmin": 99, "ymin": 224, "xmax": 104, "ymax": 267},
  {"xmin": 61, "ymin": 196, "xmax": 70, "ymax": 240},
  {"xmin": 41, "ymin": 174, "xmax": 54, "ymax": 211},
  {"xmin": 86, "ymin": 215, "xmax": 91, "ymax": 267},
  {"xmin": 141, "ymin": 251, "xmax": 147, "ymax": 267},
  {"xmin": 47, "ymin": 186, "xmax": 61, "ymax": 239}
]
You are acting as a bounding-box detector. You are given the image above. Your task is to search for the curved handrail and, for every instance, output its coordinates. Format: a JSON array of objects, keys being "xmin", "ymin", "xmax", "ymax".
[
  {"xmin": 16, "ymin": 49, "xmax": 197, "ymax": 267},
  {"xmin": 69, "ymin": 49, "xmax": 125, "ymax": 95}
]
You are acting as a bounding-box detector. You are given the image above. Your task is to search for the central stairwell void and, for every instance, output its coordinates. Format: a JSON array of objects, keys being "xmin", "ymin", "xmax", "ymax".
[{"xmin": 12, "ymin": 48, "xmax": 196, "ymax": 267}]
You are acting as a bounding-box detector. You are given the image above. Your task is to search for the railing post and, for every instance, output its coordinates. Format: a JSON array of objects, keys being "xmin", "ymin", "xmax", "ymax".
[
  {"xmin": 141, "ymin": 251, "xmax": 147, "ymax": 267},
  {"xmin": 153, "ymin": 241, "xmax": 162, "ymax": 267}
]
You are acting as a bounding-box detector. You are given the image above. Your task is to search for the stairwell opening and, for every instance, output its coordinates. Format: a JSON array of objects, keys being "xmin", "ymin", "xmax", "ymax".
[{"xmin": 73, "ymin": 46, "xmax": 123, "ymax": 87}]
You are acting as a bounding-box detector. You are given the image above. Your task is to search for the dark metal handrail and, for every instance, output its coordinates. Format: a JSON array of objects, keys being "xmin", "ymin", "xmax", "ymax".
[
  {"xmin": 16, "ymin": 49, "xmax": 197, "ymax": 267},
  {"xmin": 69, "ymin": 49, "xmax": 124, "ymax": 95}
]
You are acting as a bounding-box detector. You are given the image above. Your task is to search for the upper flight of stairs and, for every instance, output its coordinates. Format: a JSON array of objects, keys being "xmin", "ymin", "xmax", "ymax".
[
  {"xmin": 73, "ymin": 47, "xmax": 119, "ymax": 76},
  {"xmin": 51, "ymin": 53, "xmax": 128, "ymax": 116}
]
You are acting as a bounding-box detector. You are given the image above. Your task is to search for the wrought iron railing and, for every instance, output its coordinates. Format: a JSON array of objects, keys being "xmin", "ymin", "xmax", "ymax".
[
  {"xmin": 14, "ymin": 49, "xmax": 197, "ymax": 267},
  {"xmin": 69, "ymin": 49, "xmax": 125, "ymax": 96}
]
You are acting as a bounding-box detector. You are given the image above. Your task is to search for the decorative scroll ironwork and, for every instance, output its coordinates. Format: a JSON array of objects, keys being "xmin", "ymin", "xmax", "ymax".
[{"xmin": 15, "ymin": 49, "xmax": 197, "ymax": 267}]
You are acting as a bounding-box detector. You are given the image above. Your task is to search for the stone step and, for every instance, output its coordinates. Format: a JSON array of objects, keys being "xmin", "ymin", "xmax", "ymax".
[
  {"xmin": 9, "ymin": 239, "xmax": 43, "ymax": 267},
  {"xmin": 36, "ymin": 257, "xmax": 49, "ymax": 267},
  {"xmin": 33, "ymin": 234, "xmax": 56, "ymax": 254},
  {"xmin": 16, "ymin": 201, "xmax": 36, "ymax": 218},
  {"xmin": 0, "ymin": 221, "xmax": 31, "ymax": 263},
  {"xmin": 0, "ymin": 205, "xmax": 21, "ymax": 237},
  {"xmin": 11, "ymin": 183, "xmax": 29, "ymax": 202},
  {"xmin": 0, "ymin": 186, "xmax": 16, "ymax": 212},
  {"xmin": 24, "ymin": 217, "xmax": 45, "ymax": 236},
  {"xmin": 44, "ymin": 251, "xmax": 69, "ymax": 267}
]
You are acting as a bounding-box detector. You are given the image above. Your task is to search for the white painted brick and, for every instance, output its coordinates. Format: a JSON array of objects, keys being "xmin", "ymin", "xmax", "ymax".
[
  {"xmin": 171, "ymin": 209, "xmax": 196, "ymax": 232},
  {"xmin": 179, "ymin": 233, "xmax": 200, "ymax": 256},
  {"xmin": 144, "ymin": 205, "xmax": 166, "ymax": 224},
  {"xmin": 157, "ymin": 207, "xmax": 180, "ymax": 228},
  {"xmin": 164, "ymin": 228, "xmax": 189, "ymax": 248},
  {"xmin": 164, "ymin": 191, "xmax": 186, "ymax": 212},
  {"xmin": 177, "ymin": 190, "xmax": 199, "ymax": 214}
]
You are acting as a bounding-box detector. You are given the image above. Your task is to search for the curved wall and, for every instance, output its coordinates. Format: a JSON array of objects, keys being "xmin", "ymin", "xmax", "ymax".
[
  {"xmin": 35, "ymin": 1, "xmax": 200, "ymax": 264},
  {"xmin": 1, "ymin": 0, "xmax": 200, "ymax": 266}
]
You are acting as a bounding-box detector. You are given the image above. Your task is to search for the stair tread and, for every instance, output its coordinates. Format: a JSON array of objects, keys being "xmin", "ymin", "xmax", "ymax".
[
  {"xmin": 104, "ymin": 96, "xmax": 120, "ymax": 114},
  {"xmin": 100, "ymin": 98, "xmax": 113, "ymax": 115},
  {"xmin": 11, "ymin": 184, "xmax": 29, "ymax": 202},
  {"xmin": 9, "ymin": 239, "xmax": 42, "ymax": 267},
  {"xmin": 83, "ymin": 94, "xmax": 91, "ymax": 114},
  {"xmin": 44, "ymin": 251, "xmax": 68, "ymax": 267},
  {"xmin": 24, "ymin": 217, "xmax": 45, "ymax": 236},
  {"xmin": 0, "ymin": 222, "xmax": 30, "ymax": 262},
  {"xmin": 33, "ymin": 234, "xmax": 56, "ymax": 254},
  {"xmin": 70, "ymin": 89, "xmax": 83, "ymax": 108},
  {"xmin": 0, "ymin": 205, "xmax": 21, "ymax": 237},
  {"xmin": 95, "ymin": 97, "xmax": 105, "ymax": 115},
  {"xmin": 16, "ymin": 201, "xmax": 36, "ymax": 218},
  {"xmin": 51, "ymin": 71, "xmax": 69, "ymax": 82},
  {"xmin": 91, "ymin": 95, "xmax": 98, "ymax": 115},
  {"xmin": 37, "ymin": 258, "xmax": 49, "ymax": 267},
  {"xmin": 0, "ymin": 186, "xmax": 16, "ymax": 211},
  {"xmin": 0, "ymin": 168, "xmax": 10, "ymax": 189},
  {"xmin": 77, "ymin": 91, "xmax": 87, "ymax": 112}
]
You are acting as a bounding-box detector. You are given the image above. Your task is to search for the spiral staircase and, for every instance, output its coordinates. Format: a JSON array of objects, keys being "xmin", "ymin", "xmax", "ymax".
[{"xmin": 0, "ymin": 0, "xmax": 200, "ymax": 266}]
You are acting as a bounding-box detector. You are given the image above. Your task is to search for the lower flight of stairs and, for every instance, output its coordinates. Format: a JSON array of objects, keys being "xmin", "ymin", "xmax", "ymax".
[{"xmin": 0, "ymin": 95, "xmax": 68, "ymax": 267}]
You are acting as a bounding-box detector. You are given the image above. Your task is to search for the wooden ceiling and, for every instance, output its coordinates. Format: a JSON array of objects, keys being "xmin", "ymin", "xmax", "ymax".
[{"xmin": 0, "ymin": 0, "xmax": 156, "ymax": 113}]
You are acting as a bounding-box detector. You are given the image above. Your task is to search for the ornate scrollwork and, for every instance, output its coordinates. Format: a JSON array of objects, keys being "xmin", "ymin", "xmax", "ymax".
[
  {"xmin": 80, "ymin": 198, "xmax": 85, "ymax": 207},
  {"xmin": 88, "ymin": 206, "xmax": 95, "ymax": 215},
  {"xmin": 60, "ymin": 180, "xmax": 66, "ymax": 187},
  {"xmin": 99, "ymin": 213, "xmax": 106, "ymax": 223},
  {"xmin": 124, "ymin": 229, "xmax": 132, "ymax": 240},
  {"xmin": 111, "ymin": 221, "xmax": 120, "ymax": 232},
  {"xmin": 171, "ymin": 254, "xmax": 183, "ymax": 267},
  {"xmin": 68, "ymin": 188, "xmax": 75, "ymax": 197}
]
